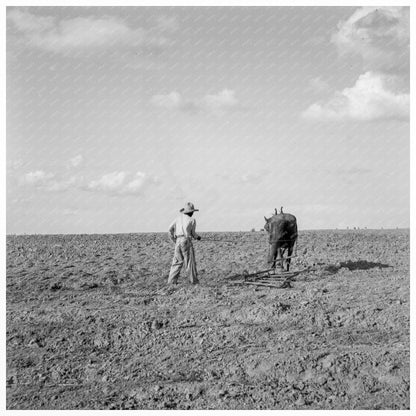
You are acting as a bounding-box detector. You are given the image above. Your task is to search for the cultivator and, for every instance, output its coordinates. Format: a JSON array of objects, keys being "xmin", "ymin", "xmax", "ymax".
[{"xmin": 228, "ymin": 261, "xmax": 314, "ymax": 289}]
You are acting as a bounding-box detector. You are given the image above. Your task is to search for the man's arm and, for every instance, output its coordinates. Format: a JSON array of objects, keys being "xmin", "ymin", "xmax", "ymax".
[
  {"xmin": 190, "ymin": 219, "xmax": 201, "ymax": 240},
  {"xmin": 168, "ymin": 219, "xmax": 176, "ymax": 242}
]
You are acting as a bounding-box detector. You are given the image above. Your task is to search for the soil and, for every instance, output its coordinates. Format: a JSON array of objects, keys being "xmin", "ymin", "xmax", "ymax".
[{"xmin": 6, "ymin": 229, "xmax": 410, "ymax": 409}]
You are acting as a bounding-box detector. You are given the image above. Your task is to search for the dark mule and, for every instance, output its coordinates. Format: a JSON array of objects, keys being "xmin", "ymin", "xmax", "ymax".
[{"xmin": 264, "ymin": 207, "xmax": 298, "ymax": 271}]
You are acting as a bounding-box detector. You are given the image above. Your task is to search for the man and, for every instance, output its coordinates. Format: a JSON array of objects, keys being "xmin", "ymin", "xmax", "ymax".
[{"xmin": 168, "ymin": 202, "xmax": 201, "ymax": 284}]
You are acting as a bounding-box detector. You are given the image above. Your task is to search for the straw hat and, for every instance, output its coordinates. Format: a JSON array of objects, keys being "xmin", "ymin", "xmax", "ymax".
[{"xmin": 180, "ymin": 202, "xmax": 199, "ymax": 213}]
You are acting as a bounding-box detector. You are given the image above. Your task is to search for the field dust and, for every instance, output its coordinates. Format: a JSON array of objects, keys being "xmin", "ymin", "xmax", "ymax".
[{"xmin": 6, "ymin": 229, "xmax": 409, "ymax": 409}]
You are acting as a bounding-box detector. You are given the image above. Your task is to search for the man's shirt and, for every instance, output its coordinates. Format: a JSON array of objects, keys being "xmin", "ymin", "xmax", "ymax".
[{"xmin": 169, "ymin": 213, "xmax": 199, "ymax": 239}]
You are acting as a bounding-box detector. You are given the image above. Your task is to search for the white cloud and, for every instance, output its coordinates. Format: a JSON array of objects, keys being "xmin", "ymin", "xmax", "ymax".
[
  {"xmin": 302, "ymin": 71, "xmax": 409, "ymax": 122},
  {"xmin": 45, "ymin": 176, "xmax": 80, "ymax": 192},
  {"xmin": 69, "ymin": 155, "xmax": 83, "ymax": 167},
  {"xmin": 331, "ymin": 6, "xmax": 409, "ymax": 71},
  {"xmin": 19, "ymin": 171, "xmax": 81, "ymax": 192},
  {"xmin": 203, "ymin": 89, "xmax": 239, "ymax": 111},
  {"xmin": 7, "ymin": 9, "xmax": 173, "ymax": 54},
  {"xmin": 150, "ymin": 89, "xmax": 241, "ymax": 114},
  {"xmin": 18, "ymin": 167, "xmax": 157, "ymax": 196},
  {"xmin": 86, "ymin": 171, "xmax": 157, "ymax": 196},
  {"xmin": 88, "ymin": 171, "xmax": 126, "ymax": 192},
  {"xmin": 123, "ymin": 172, "xmax": 148, "ymax": 194},
  {"xmin": 304, "ymin": 7, "xmax": 409, "ymax": 123}
]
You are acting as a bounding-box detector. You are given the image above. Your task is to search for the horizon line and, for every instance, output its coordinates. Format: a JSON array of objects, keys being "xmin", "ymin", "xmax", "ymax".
[{"xmin": 6, "ymin": 227, "xmax": 410, "ymax": 237}]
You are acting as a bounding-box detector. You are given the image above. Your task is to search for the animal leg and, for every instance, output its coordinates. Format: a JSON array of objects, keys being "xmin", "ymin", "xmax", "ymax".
[
  {"xmin": 285, "ymin": 245, "xmax": 293, "ymax": 271},
  {"xmin": 276, "ymin": 247, "xmax": 284, "ymax": 270},
  {"xmin": 268, "ymin": 242, "xmax": 278, "ymax": 268}
]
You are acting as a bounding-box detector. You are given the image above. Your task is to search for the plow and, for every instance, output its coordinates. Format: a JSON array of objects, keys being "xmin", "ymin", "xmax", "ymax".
[
  {"xmin": 202, "ymin": 208, "xmax": 312, "ymax": 289},
  {"xmin": 227, "ymin": 259, "xmax": 316, "ymax": 289}
]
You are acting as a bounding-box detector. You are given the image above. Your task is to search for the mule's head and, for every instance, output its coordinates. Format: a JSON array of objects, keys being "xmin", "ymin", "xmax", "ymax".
[
  {"xmin": 264, "ymin": 208, "xmax": 282, "ymax": 232},
  {"xmin": 264, "ymin": 216, "xmax": 271, "ymax": 233}
]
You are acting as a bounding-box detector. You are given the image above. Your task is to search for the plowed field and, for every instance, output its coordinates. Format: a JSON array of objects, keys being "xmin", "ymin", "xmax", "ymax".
[{"xmin": 6, "ymin": 229, "xmax": 410, "ymax": 409}]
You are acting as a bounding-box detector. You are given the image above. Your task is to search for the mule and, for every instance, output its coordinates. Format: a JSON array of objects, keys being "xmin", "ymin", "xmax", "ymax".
[{"xmin": 264, "ymin": 207, "xmax": 298, "ymax": 271}]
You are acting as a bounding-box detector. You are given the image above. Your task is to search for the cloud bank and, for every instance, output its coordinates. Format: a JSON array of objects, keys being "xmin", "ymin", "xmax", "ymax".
[
  {"xmin": 331, "ymin": 6, "xmax": 409, "ymax": 71},
  {"xmin": 302, "ymin": 72, "xmax": 409, "ymax": 121},
  {"xmin": 7, "ymin": 8, "xmax": 175, "ymax": 54},
  {"xmin": 86, "ymin": 171, "xmax": 158, "ymax": 196},
  {"xmin": 20, "ymin": 170, "xmax": 80, "ymax": 192},
  {"xmin": 19, "ymin": 168, "xmax": 157, "ymax": 196},
  {"xmin": 303, "ymin": 7, "xmax": 409, "ymax": 122}
]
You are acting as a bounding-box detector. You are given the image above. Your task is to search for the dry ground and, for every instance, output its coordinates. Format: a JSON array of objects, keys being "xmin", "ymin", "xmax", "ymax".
[{"xmin": 6, "ymin": 229, "xmax": 409, "ymax": 409}]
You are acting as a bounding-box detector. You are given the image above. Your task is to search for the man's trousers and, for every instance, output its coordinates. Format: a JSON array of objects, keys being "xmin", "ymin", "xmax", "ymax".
[{"xmin": 168, "ymin": 237, "xmax": 199, "ymax": 284}]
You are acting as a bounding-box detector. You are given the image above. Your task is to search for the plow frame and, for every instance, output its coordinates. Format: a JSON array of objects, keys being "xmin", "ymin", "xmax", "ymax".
[{"xmin": 228, "ymin": 255, "xmax": 315, "ymax": 289}]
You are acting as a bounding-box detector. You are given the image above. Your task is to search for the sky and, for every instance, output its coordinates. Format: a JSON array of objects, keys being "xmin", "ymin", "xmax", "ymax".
[{"xmin": 6, "ymin": 6, "xmax": 410, "ymax": 234}]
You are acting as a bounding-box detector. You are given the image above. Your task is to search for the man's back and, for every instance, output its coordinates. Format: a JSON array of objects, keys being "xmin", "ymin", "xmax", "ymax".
[{"xmin": 169, "ymin": 213, "xmax": 197, "ymax": 239}]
